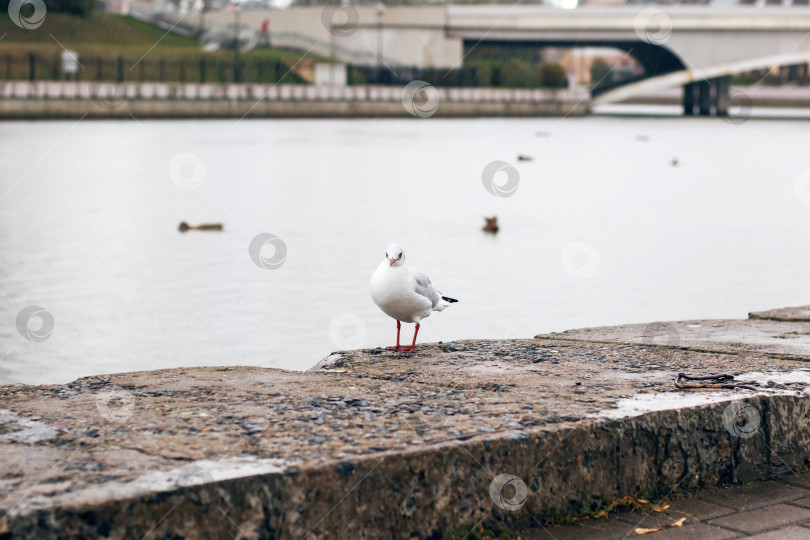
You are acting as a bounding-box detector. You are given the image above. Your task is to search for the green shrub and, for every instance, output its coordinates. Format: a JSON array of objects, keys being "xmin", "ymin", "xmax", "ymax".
[
  {"xmin": 589, "ymin": 58, "xmax": 611, "ymax": 87},
  {"xmin": 470, "ymin": 61, "xmax": 490, "ymax": 86},
  {"xmin": 500, "ymin": 58, "xmax": 535, "ymax": 88},
  {"xmin": 467, "ymin": 60, "xmax": 501, "ymax": 87},
  {"xmin": 348, "ymin": 68, "xmax": 366, "ymax": 86},
  {"xmin": 540, "ymin": 62, "xmax": 567, "ymax": 88},
  {"xmin": 465, "ymin": 59, "xmax": 566, "ymax": 88}
]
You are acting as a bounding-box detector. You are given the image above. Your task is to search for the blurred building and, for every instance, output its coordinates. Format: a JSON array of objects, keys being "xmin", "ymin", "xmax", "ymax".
[
  {"xmin": 96, "ymin": 0, "xmax": 164, "ymax": 14},
  {"xmin": 572, "ymin": 48, "xmax": 644, "ymax": 85}
]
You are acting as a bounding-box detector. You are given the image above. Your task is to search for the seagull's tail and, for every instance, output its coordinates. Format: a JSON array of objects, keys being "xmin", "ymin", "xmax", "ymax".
[
  {"xmin": 434, "ymin": 296, "xmax": 458, "ymax": 311},
  {"xmin": 433, "ymin": 293, "xmax": 458, "ymax": 312}
]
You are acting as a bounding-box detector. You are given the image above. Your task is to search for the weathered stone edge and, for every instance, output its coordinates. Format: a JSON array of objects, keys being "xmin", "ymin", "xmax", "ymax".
[{"xmin": 4, "ymin": 393, "xmax": 808, "ymax": 539}]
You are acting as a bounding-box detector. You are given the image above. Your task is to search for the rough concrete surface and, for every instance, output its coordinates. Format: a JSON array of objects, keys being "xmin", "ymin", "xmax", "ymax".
[
  {"xmin": 1, "ymin": 309, "xmax": 810, "ymax": 538},
  {"xmin": 545, "ymin": 317, "xmax": 810, "ymax": 360},
  {"xmin": 749, "ymin": 306, "xmax": 810, "ymax": 323}
]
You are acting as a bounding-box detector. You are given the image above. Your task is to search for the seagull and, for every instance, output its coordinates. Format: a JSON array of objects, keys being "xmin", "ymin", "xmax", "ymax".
[{"xmin": 370, "ymin": 243, "xmax": 457, "ymax": 352}]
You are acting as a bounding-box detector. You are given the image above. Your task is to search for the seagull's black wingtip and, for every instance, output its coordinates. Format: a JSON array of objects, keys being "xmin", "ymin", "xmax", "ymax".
[{"xmin": 442, "ymin": 296, "xmax": 459, "ymax": 303}]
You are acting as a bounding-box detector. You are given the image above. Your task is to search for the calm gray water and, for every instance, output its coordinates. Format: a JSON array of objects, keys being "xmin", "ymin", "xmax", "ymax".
[{"xmin": 2, "ymin": 112, "xmax": 810, "ymax": 385}]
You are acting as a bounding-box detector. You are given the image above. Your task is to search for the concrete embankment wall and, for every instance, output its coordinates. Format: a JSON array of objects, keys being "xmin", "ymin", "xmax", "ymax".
[
  {"xmin": 6, "ymin": 392, "xmax": 808, "ymax": 539},
  {"xmin": 0, "ymin": 80, "xmax": 589, "ymax": 119},
  {"xmin": 626, "ymin": 85, "xmax": 810, "ymax": 108},
  {"xmin": 3, "ymin": 307, "xmax": 810, "ymax": 538}
]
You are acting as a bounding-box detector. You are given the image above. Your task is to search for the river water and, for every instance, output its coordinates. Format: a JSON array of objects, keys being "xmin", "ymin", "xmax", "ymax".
[{"xmin": 2, "ymin": 110, "xmax": 810, "ymax": 384}]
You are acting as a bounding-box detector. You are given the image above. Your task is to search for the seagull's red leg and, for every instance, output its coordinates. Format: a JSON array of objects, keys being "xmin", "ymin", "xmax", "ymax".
[
  {"xmin": 399, "ymin": 322, "xmax": 420, "ymax": 353},
  {"xmin": 386, "ymin": 320, "xmax": 402, "ymax": 351}
]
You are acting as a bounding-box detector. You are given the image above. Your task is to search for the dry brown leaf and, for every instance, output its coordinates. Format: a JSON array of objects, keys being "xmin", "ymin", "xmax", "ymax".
[
  {"xmin": 654, "ymin": 502, "xmax": 671, "ymax": 512},
  {"xmin": 635, "ymin": 528, "xmax": 660, "ymax": 535},
  {"xmin": 669, "ymin": 517, "xmax": 686, "ymax": 528}
]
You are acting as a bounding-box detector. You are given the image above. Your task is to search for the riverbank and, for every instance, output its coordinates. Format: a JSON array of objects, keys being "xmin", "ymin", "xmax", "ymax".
[
  {"xmin": 3, "ymin": 80, "xmax": 809, "ymax": 119},
  {"xmin": 1, "ymin": 306, "xmax": 810, "ymax": 538},
  {"xmin": 626, "ymin": 84, "xmax": 810, "ymax": 108},
  {"xmin": 0, "ymin": 80, "xmax": 588, "ymax": 119}
]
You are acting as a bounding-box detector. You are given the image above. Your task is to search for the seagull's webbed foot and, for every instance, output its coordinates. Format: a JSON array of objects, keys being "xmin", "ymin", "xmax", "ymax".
[
  {"xmin": 386, "ymin": 346, "xmax": 402, "ymax": 351},
  {"xmin": 398, "ymin": 346, "xmax": 415, "ymax": 353}
]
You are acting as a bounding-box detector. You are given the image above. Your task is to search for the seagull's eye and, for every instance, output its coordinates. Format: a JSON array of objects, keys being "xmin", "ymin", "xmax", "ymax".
[{"xmin": 398, "ymin": 254, "xmax": 402, "ymax": 259}]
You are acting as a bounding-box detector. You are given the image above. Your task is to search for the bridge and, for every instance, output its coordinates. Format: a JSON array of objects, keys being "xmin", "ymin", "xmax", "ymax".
[{"xmin": 203, "ymin": 5, "xmax": 810, "ymax": 116}]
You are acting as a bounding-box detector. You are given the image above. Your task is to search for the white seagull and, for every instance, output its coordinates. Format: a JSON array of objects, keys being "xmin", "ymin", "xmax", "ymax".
[{"xmin": 370, "ymin": 243, "xmax": 458, "ymax": 352}]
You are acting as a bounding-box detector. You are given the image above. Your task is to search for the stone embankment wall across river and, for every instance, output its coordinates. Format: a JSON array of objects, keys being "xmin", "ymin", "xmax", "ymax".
[{"xmin": 0, "ymin": 81, "xmax": 590, "ymax": 119}]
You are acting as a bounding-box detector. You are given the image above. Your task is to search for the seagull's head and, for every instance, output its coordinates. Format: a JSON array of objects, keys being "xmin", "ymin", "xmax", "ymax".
[{"xmin": 384, "ymin": 243, "xmax": 405, "ymax": 267}]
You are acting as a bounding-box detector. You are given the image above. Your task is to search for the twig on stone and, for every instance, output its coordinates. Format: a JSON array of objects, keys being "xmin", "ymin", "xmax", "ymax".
[{"xmin": 675, "ymin": 373, "xmax": 759, "ymax": 391}]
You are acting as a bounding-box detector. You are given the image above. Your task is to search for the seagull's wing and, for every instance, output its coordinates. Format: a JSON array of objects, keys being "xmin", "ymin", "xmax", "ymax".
[{"xmin": 410, "ymin": 267, "xmax": 442, "ymax": 308}]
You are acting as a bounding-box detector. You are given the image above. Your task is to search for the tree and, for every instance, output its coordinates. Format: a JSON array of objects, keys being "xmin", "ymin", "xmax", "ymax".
[{"xmin": 0, "ymin": 0, "xmax": 97, "ymax": 16}]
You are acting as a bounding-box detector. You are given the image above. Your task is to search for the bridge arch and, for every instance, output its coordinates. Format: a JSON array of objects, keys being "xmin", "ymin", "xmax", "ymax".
[
  {"xmin": 466, "ymin": 38, "xmax": 687, "ymax": 83},
  {"xmin": 593, "ymin": 49, "xmax": 810, "ymax": 114}
]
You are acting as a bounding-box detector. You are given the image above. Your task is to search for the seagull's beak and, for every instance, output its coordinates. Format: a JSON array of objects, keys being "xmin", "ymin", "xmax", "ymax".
[{"xmin": 389, "ymin": 258, "xmax": 396, "ymax": 266}]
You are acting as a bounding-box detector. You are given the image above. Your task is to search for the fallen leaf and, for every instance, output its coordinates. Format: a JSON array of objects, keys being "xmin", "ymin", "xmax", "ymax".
[
  {"xmin": 669, "ymin": 517, "xmax": 686, "ymax": 528},
  {"xmin": 653, "ymin": 502, "xmax": 671, "ymax": 512},
  {"xmin": 635, "ymin": 528, "xmax": 660, "ymax": 535}
]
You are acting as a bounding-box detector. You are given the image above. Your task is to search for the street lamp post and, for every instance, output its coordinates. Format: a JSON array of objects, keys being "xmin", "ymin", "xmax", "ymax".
[
  {"xmin": 376, "ymin": 2, "xmax": 385, "ymax": 74},
  {"xmin": 230, "ymin": 2, "xmax": 241, "ymax": 83},
  {"xmin": 231, "ymin": 2, "xmax": 240, "ymax": 51},
  {"xmin": 198, "ymin": 0, "xmax": 207, "ymax": 37}
]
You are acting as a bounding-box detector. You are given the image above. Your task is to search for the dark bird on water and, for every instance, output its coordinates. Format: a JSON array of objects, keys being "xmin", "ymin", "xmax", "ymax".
[
  {"xmin": 517, "ymin": 154, "xmax": 533, "ymax": 162},
  {"xmin": 482, "ymin": 216, "xmax": 499, "ymax": 234},
  {"xmin": 178, "ymin": 222, "xmax": 224, "ymax": 232}
]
